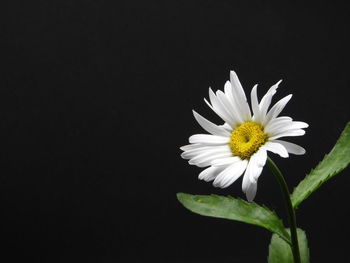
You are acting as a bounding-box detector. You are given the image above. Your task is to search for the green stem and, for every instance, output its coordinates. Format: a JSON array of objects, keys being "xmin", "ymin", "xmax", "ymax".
[{"xmin": 267, "ymin": 157, "xmax": 301, "ymax": 263}]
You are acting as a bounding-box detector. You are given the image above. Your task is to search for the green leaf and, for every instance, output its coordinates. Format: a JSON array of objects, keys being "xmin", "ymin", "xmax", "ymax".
[
  {"xmin": 177, "ymin": 192, "xmax": 290, "ymax": 244},
  {"xmin": 268, "ymin": 228, "xmax": 310, "ymax": 263},
  {"xmin": 291, "ymin": 122, "xmax": 350, "ymax": 209}
]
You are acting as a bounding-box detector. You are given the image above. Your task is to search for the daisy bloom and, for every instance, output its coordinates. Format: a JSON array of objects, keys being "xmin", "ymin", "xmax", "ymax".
[{"xmin": 180, "ymin": 71, "xmax": 308, "ymax": 201}]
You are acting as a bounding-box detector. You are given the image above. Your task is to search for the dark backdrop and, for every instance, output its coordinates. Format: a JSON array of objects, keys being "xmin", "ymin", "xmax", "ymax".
[{"xmin": 2, "ymin": 0, "xmax": 350, "ymax": 262}]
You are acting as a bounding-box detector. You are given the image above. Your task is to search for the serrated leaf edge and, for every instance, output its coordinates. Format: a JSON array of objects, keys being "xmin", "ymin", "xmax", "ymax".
[{"xmin": 177, "ymin": 192, "xmax": 291, "ymax": 244}]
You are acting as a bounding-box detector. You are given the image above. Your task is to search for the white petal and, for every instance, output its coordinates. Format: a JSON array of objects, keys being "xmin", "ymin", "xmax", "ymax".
[
  {"xmin": 252, "ymin": 148, "xmax": 267, "ymax": 169},
  {"xmin": 264, "ymin": 141, "xmax": 289, "ymax": 158},
  {"xmin": 264, "ymin": 118, "xmax": 293, "ymax": 135},
  {"xmin": 181, "ymin": 144, "xmax": 229, "ymax": 152},
  {"xmin": 204, "ymin": 98, "xmax": 234, "ymax": 128},
  {"xmin": 248, "ymin": 148, "xmax": 267, "ymax": 183},
  {"xmin": 198, "ymin": 166, "xmax": 226, "ymax": 182},
  {"xmin": 263, "ymin": 94, "xmax": 292, "ymax": 125},
  {"xmin": 259, "ymin": 80, "xmax": 282, "ymax": 118},
  {"xmin": 220, "ymin": 123, "xmax": 233, "ymax": 132},
  {"xmin": 189, "ymin": 151, "xmax": 233, "ymax": 167},
  {"xmin": 211, "ymin": 156, "xmax": 241, "ymax": 166},
  {"xmin": 180, "ymin": 144, "xmax": 200, "ymax": 151},
  {"xmin": 211, "ymin": 90, "xmax": 235, "ymax": 123},
  {"xmin": 189, "ymin": 134, "xmax": 230, "ymax": 145},
  {"xmin": 269, "ymin": 129, "xmax": 306, "ymax": 140},
  {"xmin": 245, "ymin": 181, "xmax": 258, "ymax": 202},
  {"xmin": 242, "ymin": 170, "xmax": 250, "ymax": 193},
  {"xmin": 289, "ymin": 121, "xmax": 309, "ymax": 129},
  {"xmin": 187, "ymin": 147, "xmax": 230, "ymax": 161},
  {"xmin": 278, "ymin": 122, "xmax": 308, "ymax": 134},
  {"xmin": 267, "ymin": 121, "xmax": 309, "ymax": 136},
  {"xmin": 272, "ymin": 140, "xmax": 306, "ymax": 155},
  {"xmin": 223, "ymin": 81, "xmax": 244, "ymax": 124},
  {"xmin": 242, "ymin": 148, "xmax": 266, "ymax": 194},
  {"xmin": 223, "ymin": 81, "xmax": 236, "ymax": 111},
  {"xmin": 186, "ymin": 146, "xmax": 231, "ymax": 158},
  {"xmin": 181, "ymin": 145, "xmax": 230, "ymax": 159},
  {"xmin": 206, "ymin": 88, "xmax": 235, "ymax": 126},
  {"xmin": 230, "ymin": 70, "xmax": 251, "ymax": 121},
  {"xmin": 216, "ymin": 90, "xmax": 241, "ymax": 126},
  {"xmin": 242, "ymin": 151, "xmax": 265, "ymax": 202},
  {"xmin": 192, "ymin": 110, "xmax": 231, "ymax": 136},
  {"xmin": 229, "ymin": 71, "xmax": 246, "ymax": 101},
  {"xmin": 213, "ymin": 160, "xmax": 248, "ymax": 188},
  {"xmin": 250, "ymin": 84, "xmax": 260, "ymax": 122},
  {"xmin": 260, "ymin": 80, "xmax": 281, "ymax": 104},
  {"xmin": 224, "ymin": 81, "xmax": 234, "ymax": 103},
  {"xmin": 265, "ymin": 116, "xmax": 293, "ymax": 128},
  {"xmin": 181, "ymin": 150, "xmax": 200, "ymax": 159},
  {"xmin": 242, "ymin": 171, "xmax": 257, "ymax": 200}
]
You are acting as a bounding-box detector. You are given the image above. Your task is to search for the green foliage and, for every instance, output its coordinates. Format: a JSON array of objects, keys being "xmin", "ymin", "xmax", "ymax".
[
  {"xmin": 177, "ymin": 193, "xmax": 290, "ymax": 244},
  {"xmin": 268, "ymin": 228, "xmax": 309, "ymax": 263},
  {"xmin": 291, "ymin": 122, "xmax": 350, "ymax": 208}
]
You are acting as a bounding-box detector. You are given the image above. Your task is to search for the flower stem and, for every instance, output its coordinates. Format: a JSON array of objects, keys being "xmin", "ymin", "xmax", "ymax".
[{"xmin": 267, "ymin": 157, "xmax": 301, "ymax": 263}]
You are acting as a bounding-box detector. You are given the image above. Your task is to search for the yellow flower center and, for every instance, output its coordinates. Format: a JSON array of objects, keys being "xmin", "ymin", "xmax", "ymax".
[{"xmin": 229, "ymin": 121, "xmax": 268, "ymax": 160}]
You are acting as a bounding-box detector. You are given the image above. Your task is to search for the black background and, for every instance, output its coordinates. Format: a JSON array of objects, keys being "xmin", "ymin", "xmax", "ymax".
[{"xmin": 2, "ymin": 0, "xmax": 350, "ymax": 262}]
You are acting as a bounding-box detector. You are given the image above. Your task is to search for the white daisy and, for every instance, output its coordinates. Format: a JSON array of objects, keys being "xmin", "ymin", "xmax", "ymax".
[{"xmin": 180, "ymin": 70, "xmax": 308, "ymax": 202}]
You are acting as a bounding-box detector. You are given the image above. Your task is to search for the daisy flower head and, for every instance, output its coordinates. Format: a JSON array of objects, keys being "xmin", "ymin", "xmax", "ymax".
[{"xmin": 180, "ymin": 71, "xmax": 308, "ymax": 202}]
